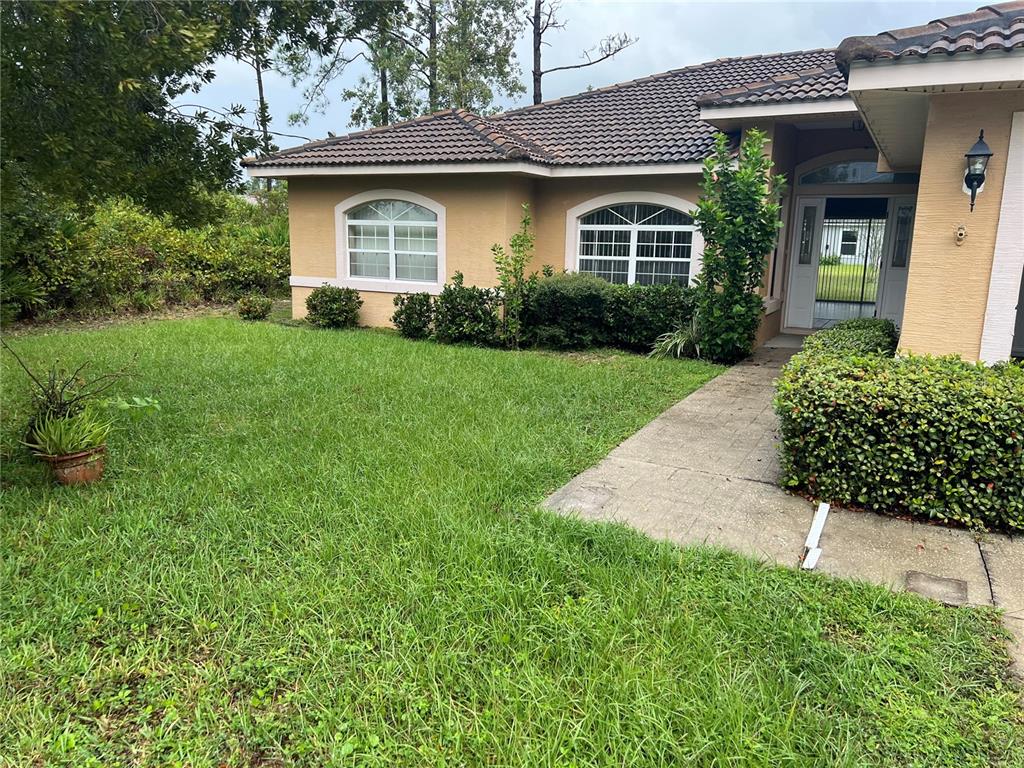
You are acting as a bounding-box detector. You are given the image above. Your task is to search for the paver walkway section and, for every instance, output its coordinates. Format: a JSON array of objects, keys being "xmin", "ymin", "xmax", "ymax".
[{"xmin": 545, "ymin": 341, "xmax": 1024, "ymax": 671}]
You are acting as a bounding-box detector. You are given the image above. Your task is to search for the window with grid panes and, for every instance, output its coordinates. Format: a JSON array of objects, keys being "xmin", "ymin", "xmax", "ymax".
[
  {"xmin": 577, "ymin": 204, "xmax": 695, "ymax": 285},
  {"xmin": 347, "ymin": 200, "xmax": 438, "ymax": 282}
]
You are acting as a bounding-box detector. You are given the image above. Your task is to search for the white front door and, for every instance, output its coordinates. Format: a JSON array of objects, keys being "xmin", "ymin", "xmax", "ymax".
[
  {"xmin": 877, "ymin": 196, "xmax": 916, "ymax": 325},
  {"xmin": 784, "ymin": 197, "xmax": 825, "ymax": 329}
]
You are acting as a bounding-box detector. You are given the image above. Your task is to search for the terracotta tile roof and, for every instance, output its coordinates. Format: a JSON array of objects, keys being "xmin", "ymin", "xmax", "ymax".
[
  {"xmin": 698, "ymin": 67, "xmax": 848, "ymax": 107},
  {"xmin": 836, "ymin": 1, "xmax": 1024, "ymax": 73},
  {"xmin": 245, "ymin": 48, "xmax": 838, "ymax": 169}
]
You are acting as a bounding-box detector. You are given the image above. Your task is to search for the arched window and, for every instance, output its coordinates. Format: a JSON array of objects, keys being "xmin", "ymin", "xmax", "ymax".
[
  {"xmin": 577, "ymin": 203, "xmax": 696, "ymax": 285},
  {"xmin": 799, "ymin": 161, "xmax": 920, "ymax": 186},
  {"xmin": 345, "ymin": 198, "xmax": 439, "ymax": 283}
]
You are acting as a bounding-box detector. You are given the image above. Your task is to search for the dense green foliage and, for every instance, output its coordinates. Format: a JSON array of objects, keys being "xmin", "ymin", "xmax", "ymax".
[
  {"xmin": 305, "ymin": 285, "xmax": 363, "ymax": 329},
  {"xmin": 524, "ymin": 273, "xmax": 694, "ymax": 351},
  {"xmin": 1, "ymin": 319, "xmax": 1020, "ymax": 765},
  {"xmin": 605, "ymin": 283, "xmax": 695, "ymax": 352},
  {"xmin": 775, "ymin": 323, "xmax": 1024, "ymax": 532},
  {"xmin": 432, "ymin": 273, "xmax": 500, "ymax": 346},
  {"xmin": 800, "ymin": 318, "xmax": 899, "ymax": 357},
  {"xmin": 0, "ymin": 2, "xmax": 247, "ymax": 221},
  {"xmin": 391, "ymin": 292, "xmax": 435, "ymax": 339},
  {"xmin": 524, "ymin": 272, "xmax": 613, "ymax": 349},
  {"xmin": 1, "ymin": 192, "xmax": 289, "ymax": 323},
  {"xmin": 693, "ymin": 130, "xmax": 785, "ymax": 363},
  {"xmin": 237, "ymin": 295, "xmax": 274, "ymax": 322},
  {"xmin": 403, "ymin": 272, "xmax": 694, "ymax": 352}
]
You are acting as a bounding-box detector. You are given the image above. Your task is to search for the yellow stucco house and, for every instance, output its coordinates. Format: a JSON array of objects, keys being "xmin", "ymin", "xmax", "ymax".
[{"xmin": 246, "ymin": 3, "xmax": 1024, "ymax": 362}]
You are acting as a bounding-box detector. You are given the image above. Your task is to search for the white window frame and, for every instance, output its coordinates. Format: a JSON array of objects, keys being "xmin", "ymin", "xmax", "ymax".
[
  {"xmin": 334, "ymin": 190, "xmax": 446, "ymax": 294},
  {"xmin": 564, "ymin": 192, "xmax": 703, "ymax": 285}
]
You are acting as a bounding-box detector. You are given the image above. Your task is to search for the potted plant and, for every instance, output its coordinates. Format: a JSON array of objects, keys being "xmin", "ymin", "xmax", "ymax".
[{"xmin": 24, "ymin": 409, "xmax": 113, "ymax": 485}]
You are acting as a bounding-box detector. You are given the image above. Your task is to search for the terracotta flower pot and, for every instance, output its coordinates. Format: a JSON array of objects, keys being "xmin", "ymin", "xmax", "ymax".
[{"xmin": 41, "ymin": 445, "xmax": 107, "ymax": 486}]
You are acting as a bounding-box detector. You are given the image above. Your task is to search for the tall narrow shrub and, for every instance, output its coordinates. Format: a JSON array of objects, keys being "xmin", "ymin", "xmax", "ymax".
[
  {"xmin": 694, "ymin": 130, "xmax": 785, "ymax": 363},
  {"xmin": 491, "ymin": 203, "xmax": 535, "ymax": 349}
]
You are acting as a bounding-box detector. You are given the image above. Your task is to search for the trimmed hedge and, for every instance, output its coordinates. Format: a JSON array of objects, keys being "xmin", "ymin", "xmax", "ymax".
[
  {"xmin": 775, "ymin": 349, "xmax": 1024, "ymax": 532},
  {"xmin": 306, "ymin": 285, "xmax": 362, "ymax": 328},
  {"xmin": 523, "ymin": 272, "xmax": 610, "ymax": 350},
  {"xmin": 391, "ymin": 273, "xmax": 695, "ymax": 352},
  {"xmin": 392, "ymin": 292, "xmax": 434, "ymax": 340},
  {"xmin": 523, "ymin": 273, "xmax": 695, "ymax": 351},
  {"xmin": 433, "ymin": 273, "xmax": 499, "ymax": 346},
  {"xmin": 801, "ymin": 318, "xmax": 899, "ymax": 358}
]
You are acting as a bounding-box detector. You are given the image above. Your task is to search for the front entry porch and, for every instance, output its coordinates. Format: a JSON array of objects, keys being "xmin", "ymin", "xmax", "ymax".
[{"xmin": 784, "ymin": 192, "xmax": 917, "ymax": 332}]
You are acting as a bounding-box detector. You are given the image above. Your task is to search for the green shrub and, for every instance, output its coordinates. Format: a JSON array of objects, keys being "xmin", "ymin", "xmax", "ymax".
[
  {"xmin": 433, "ymin": 273, "xmax": 499, "ymax": 346},
  {"xmin": 775, "ymin": 352, "xmax": 1024, "ymax": 532},
  {"xmin": 491, "ymin": 203, "xmax": 535, "ymax": 349},
  {"xmin": 605, "ymin": 282, "xmax": 694, "ymax": 351},
  {"xmin": 801, "ymin": 318, "xmax": 899, "ymax": 357},
  {"xmin": 1, "ymin": 190, "xmax": 289, "ymax": 320},
  {"xmin": 392, "ymin": 292, "xmax": 434, "ymax": 339},
  {"xmin": 305, "ymin": 285, "xmax": 362, "ymax": 329},
  {"xmin": 693, "ymin": 130, "xmax": 785, "ymax": 363},
  {"xmin": 523, "ymin": 272, "xmax": 610, "ymax": 349},
  {"xmin": 237, "ymin": 294, "xmax": 273, "ymax": 321}
]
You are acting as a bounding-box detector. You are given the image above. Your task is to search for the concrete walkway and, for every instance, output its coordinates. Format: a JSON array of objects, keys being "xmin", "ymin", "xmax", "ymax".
[{"xmin": 545, "ymin": 340, "xmax": 1024, "ymax": 671}]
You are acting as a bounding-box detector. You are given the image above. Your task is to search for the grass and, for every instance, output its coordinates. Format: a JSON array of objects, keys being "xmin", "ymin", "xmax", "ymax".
[
  {"xmin": 816, "ymin": 262, "xmax": 879, "ymax": 304},
  {"xmin": 1, "ymin": 318, "xmax": 1021, "ymax": 766}
]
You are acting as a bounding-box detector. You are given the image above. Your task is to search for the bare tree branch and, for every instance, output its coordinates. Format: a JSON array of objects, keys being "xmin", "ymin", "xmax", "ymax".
[
  {"xmin": 539, "ymin": 34, "xmax": 637, "ymax": 76},
  {"xmin": 531, "ymin": 1, "xmax": 635, "ymax": 104}
]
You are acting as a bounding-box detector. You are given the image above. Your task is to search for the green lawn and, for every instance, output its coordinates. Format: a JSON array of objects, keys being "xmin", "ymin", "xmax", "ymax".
[
  {"xmin": 817, "ymin": 262, "xmax": 879, "ymax": 303},
  {"xmin": 1, "ymin": 318, "xmax": 1021, "ymax": 766}
]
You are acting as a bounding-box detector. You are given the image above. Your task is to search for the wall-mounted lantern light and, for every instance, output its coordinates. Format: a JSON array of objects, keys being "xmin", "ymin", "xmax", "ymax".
[{"xmin": 964, "ymin": 129, "xmax": 993, "ymax": 212}]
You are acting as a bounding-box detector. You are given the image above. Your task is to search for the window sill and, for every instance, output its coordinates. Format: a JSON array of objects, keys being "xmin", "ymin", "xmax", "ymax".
[
  {"xmin": 763, "ymin": 297, "xmax": 782, "ymax": 314},
  {"xmin": 290, "ymin": 275, "xmax": 443, "ymax": 295}
]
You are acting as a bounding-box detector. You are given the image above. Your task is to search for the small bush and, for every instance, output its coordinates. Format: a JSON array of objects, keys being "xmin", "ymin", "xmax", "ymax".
[
  {"xmin": 305, "ymin": 285, "xmax": 362, "ymax": 329},
  {"xmin": 775, "ymin": 352, "xmax": 1024, "ymax": 532},
  {"xmin": 802, "ymin": 318, "xmax": 899, "ymax": 357},
  {"xmin": 391, "ymin": 293, "xmax": 434, "ymax": 340},
  {"xmin": 433, "ymin": 273, "xmax": 499, "ymax": 346},
  {"xmin": 523, "ymin": 272, "xmax": 610, "ymax": 349},
  {"xmin": 606, "ymin": 282, "xmax": 694, "ymax": 352},
  {"xmin": 237, "ymin": 294, "xmax": 273, "ymax": 321}
]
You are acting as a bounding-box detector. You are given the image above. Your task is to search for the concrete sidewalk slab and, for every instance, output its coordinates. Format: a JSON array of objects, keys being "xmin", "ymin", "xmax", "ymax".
[{"xmin": 545, "ymin": 342, "xmax": 1024, "ymax": 672}]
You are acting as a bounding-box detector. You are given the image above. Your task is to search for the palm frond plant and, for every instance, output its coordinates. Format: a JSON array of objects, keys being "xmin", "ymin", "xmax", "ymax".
[
  {"xmin": 24, "ymin": 409, "xmax": 113, "ymax": 458},
  {"xmin": 22, "ymin": 408, "xmax": 114, "ymax": 486}
]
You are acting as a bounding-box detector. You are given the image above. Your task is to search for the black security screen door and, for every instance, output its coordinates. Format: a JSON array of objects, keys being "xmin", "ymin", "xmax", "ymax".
[{"xmin": 815, "ymin": 198, "xmax": 888, "ymax": 328}]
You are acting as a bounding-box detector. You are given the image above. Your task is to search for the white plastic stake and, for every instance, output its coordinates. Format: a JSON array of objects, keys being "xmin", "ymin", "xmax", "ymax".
[
  {"xmin": 800, "ymin": 502, "xmax": 830, "ymax": 570},
  {"xmin": 801, "ymin": 547, "xmax": 822, "ymax": 570}
]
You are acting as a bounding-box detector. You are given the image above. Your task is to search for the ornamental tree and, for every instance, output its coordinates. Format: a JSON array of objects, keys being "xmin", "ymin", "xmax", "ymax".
[{"xmin": 693, "ymin": 129, "xmax": 785, "ymax": 363}]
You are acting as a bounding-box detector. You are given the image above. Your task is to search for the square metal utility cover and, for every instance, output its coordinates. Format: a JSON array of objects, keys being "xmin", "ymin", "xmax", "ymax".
[{"xmin": 904, "ymin": 571, "xmax": 969, "ymax": 606}]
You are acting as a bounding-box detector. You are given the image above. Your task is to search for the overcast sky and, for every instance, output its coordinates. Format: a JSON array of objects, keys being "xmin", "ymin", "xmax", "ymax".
[{"xmin": 191, "ymin": 0, "xmax": 971, "ymax": 151}]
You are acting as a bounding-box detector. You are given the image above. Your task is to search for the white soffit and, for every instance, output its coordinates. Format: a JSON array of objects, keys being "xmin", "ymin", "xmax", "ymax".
[
  {"xmin": 847, "ymin": 50, "xmax": 1024, "ymax": 93},
  {"xmin": 698, "ymin": 98, "xmax": 858, "ymax": 128},
  {"xmin": 850, "ymin": 90, "xmax": 930, "ymax": 171},
  {"xmin": 847, "ymin": 52, "xmax": 1024, "ymax": 171}
]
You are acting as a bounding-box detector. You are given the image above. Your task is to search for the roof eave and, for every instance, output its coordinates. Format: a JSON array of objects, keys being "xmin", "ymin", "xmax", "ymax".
[
  {"xmin": 246, "ymin": 160, "xmax": 708, "ymax": 179},
  {"xmin": 699, "ymin": 97, "xmax": 859, "ymax": 127}
]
